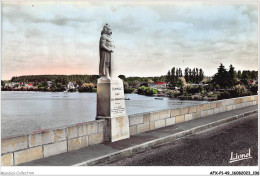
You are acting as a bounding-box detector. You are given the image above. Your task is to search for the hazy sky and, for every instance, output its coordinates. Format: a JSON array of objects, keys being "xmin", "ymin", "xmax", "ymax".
[{"xmin": 1, "ymin": 1, "xmax": 258, "ymax": 80}]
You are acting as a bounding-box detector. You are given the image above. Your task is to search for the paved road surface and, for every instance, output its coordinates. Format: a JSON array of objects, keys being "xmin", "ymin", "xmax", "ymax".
[{"xmin": 104, "ymin": 114, "xmax": 258, "ymax": 166}]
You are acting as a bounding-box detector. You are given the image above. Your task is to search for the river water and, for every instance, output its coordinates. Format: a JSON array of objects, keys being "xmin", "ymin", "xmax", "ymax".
[{"xmin": 1, "ymin": 91, "xmax": 207, "ymax": 138}]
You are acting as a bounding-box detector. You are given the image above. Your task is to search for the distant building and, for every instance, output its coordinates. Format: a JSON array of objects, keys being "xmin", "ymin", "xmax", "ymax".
[
  {"xmin": 4, "ymin": 83, "xmax": 11, "ymax": 88},
  {"xmin": 25, "ymin": 83, "xmax": 33, "ymax": 87},
  {"xmin": 249, "ymin": 80, "xmax": 257, "ymax": 85},
  {"xmin": 47, "ymin": 81, "xmax": 52, "ymax": 87},
  {"xmin": 82, "ymin": 83, "xmax": 95, "ymax": 87},
  {"xmin": 187, "ymin": 83, "xmax": 208, "ymax": 87},
  {"xmin": 4, "ymin": 82, "xmax": 20, "ymax": 88},
  {"xmin": 67, "ymin": 82, "xmax": 75, "ymax": 89},
  {"xmin": 148, "ymin": 82, "xmax": 167, "ymax": 89}
]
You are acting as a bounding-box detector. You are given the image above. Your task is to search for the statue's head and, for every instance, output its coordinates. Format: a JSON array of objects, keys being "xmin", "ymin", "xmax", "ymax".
[{"xmin": 101, "ymin": 23, "xmax": 112, "ymax": 35}]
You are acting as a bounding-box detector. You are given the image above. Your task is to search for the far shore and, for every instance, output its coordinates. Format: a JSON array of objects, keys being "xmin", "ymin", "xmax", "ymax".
[{"xmin": 2, "ymin": 89, "xmax": 249, "ymax": 102}]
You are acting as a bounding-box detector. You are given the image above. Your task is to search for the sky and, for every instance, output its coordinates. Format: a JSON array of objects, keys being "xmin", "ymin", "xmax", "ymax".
[{"xmin": 1, "ymin": 1, "xmax": 258, "ymax": 80}]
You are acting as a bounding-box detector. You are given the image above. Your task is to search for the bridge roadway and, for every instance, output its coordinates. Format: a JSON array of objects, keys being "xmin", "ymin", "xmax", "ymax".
[
  {"xmin": 20, "ymin": 105, "xmax": 258, "ymax": 166},
  {"xmin": 104, "ymin": 113, "xmax": 258, "ymax": 166}
]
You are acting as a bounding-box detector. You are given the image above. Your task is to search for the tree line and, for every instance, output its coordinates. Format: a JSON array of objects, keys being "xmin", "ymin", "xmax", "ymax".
[
  {"xmin": 212, "ymin": 64, "xmax": 258, "ymax": 88},
  {"xmin": 184, "ymin": 68, "xmax": 204, "ymax": 84},
  {"xmin": 3, "ymin": 64, "xmax": 257, "ymax": 97},
  {"xmin": 119, "ymin": 75, "xmax": 166, "ymax": 84},
  {"xmin": 10, "ymin": 75, "xmax": 99, "ymax": 85},
  {"xmin": 166, "ymin": 67, "xmax": 204, "ymax": 87}
]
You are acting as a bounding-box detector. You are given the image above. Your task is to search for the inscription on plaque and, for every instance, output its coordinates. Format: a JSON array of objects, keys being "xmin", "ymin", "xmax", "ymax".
[{"xmin": 110, "ymin": 85, "xmax": 126, "ymax": 117}]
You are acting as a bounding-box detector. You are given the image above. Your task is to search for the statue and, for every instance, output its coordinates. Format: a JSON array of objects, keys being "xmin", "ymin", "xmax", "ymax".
[
  {"xmin": 99, "ymin": 24, "xmax": 115, "ymax": 79},
  {"xmin": 97, "ymin": 24, "xmax": 130, "ymax": 142}
]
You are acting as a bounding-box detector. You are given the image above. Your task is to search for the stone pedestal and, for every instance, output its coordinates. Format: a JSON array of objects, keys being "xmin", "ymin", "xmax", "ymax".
[{"xmin": 97, "ymin": 77, "xmax": 130, "ymax": 142}]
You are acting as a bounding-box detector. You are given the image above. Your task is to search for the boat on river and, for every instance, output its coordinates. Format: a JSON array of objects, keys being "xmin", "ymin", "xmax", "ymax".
[{"xmin": 155, "ymin": 97, "xmax": 163, "ymax": 100}]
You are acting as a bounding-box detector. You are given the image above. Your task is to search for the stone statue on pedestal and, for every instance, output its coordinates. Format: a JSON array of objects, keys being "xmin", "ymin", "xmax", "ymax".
[
  {"xmin": 99, "ymin": 24, "xmax": 115, "ymax": 79},
  {"xmin": 97, "ymin": 24, "xmax": 130, "ymax": 142}
]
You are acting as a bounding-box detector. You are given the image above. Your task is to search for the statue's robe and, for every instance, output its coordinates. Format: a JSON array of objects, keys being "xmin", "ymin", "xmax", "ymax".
[{"xmin": 99, "ymin": 34, "xmax": 113, "ymax": 77}]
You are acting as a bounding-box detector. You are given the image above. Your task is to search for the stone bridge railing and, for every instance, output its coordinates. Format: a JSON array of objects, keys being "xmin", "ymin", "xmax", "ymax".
[
  {"xmin": 1, "ymin": 95, "xmax": 258, "ymax": 166},
  {"xmin": 128, "ymin": 95, "xmax": 258, "ymax": 135},
  {"xmin": 1, "ymin": 120, "xmax": 105, "ymax": 166}
]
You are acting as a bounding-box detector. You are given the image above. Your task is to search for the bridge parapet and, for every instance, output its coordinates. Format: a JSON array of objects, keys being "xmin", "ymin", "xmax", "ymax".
[{"xmin": 1, "ymin": 95, "xmax": 258, "ymax": 166}]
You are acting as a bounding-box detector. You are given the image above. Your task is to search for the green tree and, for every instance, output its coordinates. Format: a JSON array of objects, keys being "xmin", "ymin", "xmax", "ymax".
[
  {"xmin": 184, "ymin": 68, "xmax": 189, "ymax": 82},
  {"xmin": 1, "ymin": 80, "xmax": 5, "ymax": 87},
  {"xmin": 118, "ymin": 75, "xmax": 126, "ymax": 81},
  {"xmin": 192, "ymin": 68, "xmax": 196, "ymax": 83},
  {"xmin": 129, "ymin": 80, "xmax": 140, "ymax": 89},
  {"xmin": 137, "ymin": 86, "xmax": 158, "ymax": 96},
  {"xmin": 123, "ymin": 81, "xmax": 129, "ymax": 89},
  {"xmin": 38, "ymin": 81, "xmax": 49, "ymax": 91},
  {"xmin": 50, "ymin": 81, "xmax": 57, "ymax": 92},
  {"xmin": 228, "ymin": 64, "xmax": 236, "ymax": 87},
  {"xmin": 153, "ymin": 76, "xmax": 166, "ymax": 82},
  {"xmin": 188, "ymin": 69, "xmax": 192, "ymax": 83},
  {"xmin": 251, "ymin": 71, "xmax": 258, "ymax": 80},
  {"xmin": 242, "ymin": 71, "xmax": 251, "ymax": 79},
  {"xmin": 237, "ymin": 70, "xmax": 242, "ymax": 79},
  {"xmin": 176, "ymin": 78, "xmax": 184, "ymax": 87},
  {"xmin": 199, "ymin": 69, "xmax": 204, "ymax": 82},
  {"xmin": 166, "ymin": 67, "xmax": 184, "ymax": 87},
  {"xmin": 195, "ymin": 68, "xmax": 199, "ymax": 83},
  {"xmin": 212, "ymin": 63, "xmax": 229, "ymax": 88},
  {"xmin": 170, "ymin": 67, "xmax": 176, "ymax": 86},
  {"xmin": 241, "ymin": 71, "xmax": 249, "ymax": 86},
  {"xmin": 178, "ymin": 68, "xmax": 183, "ymax": 77},
  {"xmin": 176, "ymin": 68, "xmax": 179, "ymax": 78}
]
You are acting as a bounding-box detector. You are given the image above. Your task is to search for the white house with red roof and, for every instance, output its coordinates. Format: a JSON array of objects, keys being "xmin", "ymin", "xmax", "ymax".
[{"xmin": 148, "ymin": 82, "xmax": 167, "ymax": 89}]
